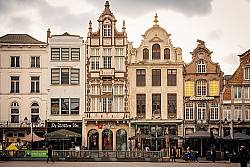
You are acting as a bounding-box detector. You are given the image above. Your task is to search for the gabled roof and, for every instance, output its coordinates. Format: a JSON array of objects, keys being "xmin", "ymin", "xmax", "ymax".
[
  {"xmin": 224, "ymin": 75, "xmax": 232, "ymax": 80},
  {"xmin": 238, "ymin": 49, "xmax": 250, "ymax": 57},
  {"xmin": 0, "ymin": 34, "xmax": 46, "ymax": 44}
]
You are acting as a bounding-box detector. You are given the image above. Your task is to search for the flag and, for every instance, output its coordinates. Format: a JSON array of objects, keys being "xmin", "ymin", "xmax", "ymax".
[
  {"xmin": 111, "ymin": 87, "xmax": 113, "ymax": 101},
  {"xmin": 100, "ymin": 85, "xmax": 102, "ymax": 102}
]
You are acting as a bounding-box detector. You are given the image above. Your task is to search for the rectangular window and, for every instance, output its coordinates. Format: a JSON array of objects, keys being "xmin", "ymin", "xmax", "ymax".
[
  {"xmin": 152, "ymin": 94, "xmax": 161, "ymax": 115},
  {"xmin": 103, "ymin": 25, "xmax": 111, "ymax": 36},
  {"xmin": 51, "ymin": 68, "xmax": 80, "ymax": 85},
  {"xmin": 61, "ymin": 68, "xmax": 69, "ymax": 84},
  {"xmin": 210, "ymin": 103, "xmax": 219, "ymax": 120},
  {"xmin": 197, "ymin": 103, "xmax": 206, "ymax": 120},
  {"xmin": 137, "ymin": 94, "xmax": 146, "ymax": 117},
  {"xmin": 115, "ymin": 48, "xmax": 124, "ymax": 56},
  {"xmin": 114, "ymin": 85, "xmax": 123, "ymax": 95},
  {"xmin": 91, "ymin": 57, "xmax": 99, "ymax": 70},
  {"xmin": 51, "ymin": 68, "xmax": 60, "ymax": 84},
  {"xmin": 185, "ymin": 81, "xmax": 194, "ymax": 96},
  {"xmin": 51, "ymin": 48, "xmax": 60, "ymax": 60},
  {"xmin": 114, "ymin": 97, "xmax": 123, "ymax": 112},
  {"xmin": 245, "ymin": 87, "xmax": 250, "ymax": 99},
  {"xmin": 102, "ymin": 85, "xmax": 112, "ymax": 92},
  {"xmin": 167, "ymin": 69, "xmax": 176, "ymax": 86},
  {"xmin": 103, "ymin": 57, "xmax": 111, "ymax": 68},
  {"xmin": 91, "ymin": 48, "xmax": 99, "ymax": 56},
  {"xmin": 71, "ymin": 69, "xmax": 80, "ymax": 85},
  {"xmin": 210, "ymin": 80, "xmax": 219, "ymax": 96},
  {"xmin": 234, "ymin": 106, "xmax": 242, "ymax": 120},
  {"xmin": 31, "ymin": 57, "xmax": 40, "ymax": 68},
  {"xmin": 31, "ymin": 77, "xmax": 39, "ymax": 93},
  {"xmin": 245, "ymin": 105, "xmax": 250, "ymax": 120},
  {"xmin": 10, "ymin": 77, "xmax": 19, "ymax": 93},
  {"xmin": 11, "ymin": 56, "xmax": 20, "ymax": 67},
  {"xmin": 185, "ymin": 103, "xmax": 194, "ymax": 120},
  {"xmin": 168, "ymin": 94, "xmax": 177, "ymax": 118},
  {"xmin": 91, "ymin": 85, "xmax": 100, "ymax": 95},
  {"xmin": 103, "ymin": 98, "xmax": 112, "ymax": 112},
  {"xmin": 115, "ymin": 57, "xmax": 124, "ymax": 70},
  {"xmin": 136, "ymin": 69, "xmax": 146, "ymax": 86},
  {"xmin": 234, "ymin": 87, "xmax": 242, "ymax": 99},
  {"xmin": 51, "ymin": 98, "xmax": 79, "ymax": 115},
  {"xmin": 51, "ymin": 98, "xmax": 60, "ymax": 115},
  {"xmin": 71, "ymin": 48, "xmax": 80, "ymax": 60},
  {"xmin": 223, "ymin": 106, "xmax": 231, "ymax": 120},
  {"xmin": 61, "ymin": 48, "xmax": 69, "ymax": 60},
  {"xmin": 103, "ymin": 48, "xmax": 112, "ymax": 56},
  {"xmin": 197, "ymin": 80, "xmax": 206, "ymax": 96},
  {"xmin": 152, "ymin": 69, "xmax": 161, "ymax": 86},
  {"xmin": 91, "ymin": 97, "xmax": 100, "ymax": 112},
  {"xmin": 245, "ymin": 67, "xmax": 250, "ymax": 80}
]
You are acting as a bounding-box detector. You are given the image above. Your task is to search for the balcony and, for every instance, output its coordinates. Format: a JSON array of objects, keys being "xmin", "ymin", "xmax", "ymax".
[
  {"xmin": 100, "ymin": 68, "xmax": 115, "ymax": 78},
  {"xmin": 85, "ymin": 112, "xmax": 129, "ymax": 120},
  {"xmin": 0, "ymin": 120, "xmax": 46, "ymax": 128}
]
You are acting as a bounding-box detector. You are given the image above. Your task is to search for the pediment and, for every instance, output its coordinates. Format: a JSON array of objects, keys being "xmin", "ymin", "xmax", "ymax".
[{"xmin": 149, "ymin": 36, "xmax": 163, "ymax": 42}]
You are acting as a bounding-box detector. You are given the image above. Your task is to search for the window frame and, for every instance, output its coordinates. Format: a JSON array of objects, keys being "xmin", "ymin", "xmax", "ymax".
[
  {"xmin": 152, "ymin": 69, "xmax": 161, "ymax": 86},
  {"xmin": 167, "ymin": 93, "xmax": 177, "ymax": 118},
  {"xmin": 164, "ymin": 48, "xmax": 170, "ymax": 59},
  {"xmin": 234, "ymin": 87, "xmax": 242, "ymax": 99},
  {"xmin": 103, "ymin": 57, "xmax": 111, "ymax": 68},
  {"xmin": 103, "ymin": 25, "xmax": 111, "ymax": 37},
  {"xmin": 31, "ymin": 56, "xmax": 40, "ymax": 68},
  {"xmin": 223, "ymin": 105, "xmax": 231, "ymax": 121},
  {"xmin": 152, "ymin": 44, "xmax": 160, "ymax": 59},
  {"xmin": 31, "ymin": 102, "xmax": 39, "ymax": 122},
  {"xmin": 115, "ymin": 57, "xmax": 124, "ymax": 71},
  {"xmin": 185, "ymin": 81, "xmax": 194, "ymax": 96},
  {"xmin": 10, "ymin": 102, "xmax": 19, "ymax": 123},
  {"xmin": 137, "ymin": 94, "xmax": 146, "ymax": 117},
  {"xmin": 167, "ymin": 69, "xmax": 177, "ymax": 86},
  {"xmin": 103, "ymin": 97, "xmax": 112, "ymax": 112},
  {"xmin": 197, "ymin": 60, "xmax": 206, "ymax": 73},
  {"xmin": 31, "ymin": 77, "xmax": 40, "ymax": 93},
  {"xmin": 136, "ymin": 69, "xmax": 146, "ymax": 86},
  {"xmin": 244, "ymin": 67, "xmax": 250, "ymax": 80},
  {"xmin": 51, "ymin": 68, "xmax": 80, "ymax": 85},
  {"xmin": 197, "ymin": 80, "xmax": 207, "ymax": 96},
  {"xmin": 114, "ymin": 97, "xmax": 124, "ymax": 112},
  {"xmin": 185, "ymin": 103, "xmax": 194, "ymax": 120},
  {"xmin": 152, "ymin": 94, "xmax": 161, "ymax": 116},
  {"xmin": 51, "ymin": 98, "xmax": 80, "ymax": 115},
  {"xmin": 197, "ymin": 103, "xmax": 206, "ymax": 120},
  {"xmin": 10, "ymin": 76, "xmax": 19, "ymax": 93},
  {"xmin": 10, "ymin": 56, "xmax": 20, "ymax": 68},
  {"xmin": 245, "ymin": 105, "xmax": 250, "ymax": 120},
  {"xmin": 210, "ymin": 102, "xmax": 219, "ymax": 120},
  {"xmin": 209, "ymin": 80, "xmax": 219, "ymax": 96},
  {"xmin": 143, "ymin": 48, "xmax": 149, "ymax": 59},
  {"xmin": 234, "ymin": 106, "xmax": 242, "ymax": 120}
]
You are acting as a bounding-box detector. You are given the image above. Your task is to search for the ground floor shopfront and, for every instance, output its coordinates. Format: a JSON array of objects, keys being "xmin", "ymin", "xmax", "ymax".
[{"xmin": 84, "ymin": 121, "xmax": 129, "ymax": 151}]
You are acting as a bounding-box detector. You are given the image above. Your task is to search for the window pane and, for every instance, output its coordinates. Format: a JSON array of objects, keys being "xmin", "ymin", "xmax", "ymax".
[
  {"xmin": 71, "ymin": 69, "xmax": 80, "ymax": 84},
  {"xmin": 61, "ymin": 48, "xmax": 69, "ymax": 60},
  {"xmin": 51, "ymin": 98, "xmax": 59, "ymax": 115},
  {"xmin": 136, "ymin": 69, "xmax": 145, "ymax": 86},
  {"xmin": 71, "ymin": 98, "xmax": 79, "ymax": 115},
  {"xmin": 51, "ymin": 69, "xmax": 60, "ymax": 84},
  {"xmin": 51, "ymin": 48, "xmax": 60, "ymax": 60},
  {"xmin": 61, "ymin": 98, "xmax": 69, "ymax": 114},
  {"xmin": 152, "ymin": 44, "xmax": 160, "ymax": 59},
  {"xmin": 71, "ymin": 48, "xmax": 80, "ymax": 60},
  {"xmin": 61, "ymin": 68, "xmax": 69, "ymax": 84}
]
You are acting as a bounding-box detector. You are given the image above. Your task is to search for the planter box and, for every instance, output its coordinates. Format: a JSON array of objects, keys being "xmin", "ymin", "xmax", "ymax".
[{"xmin": 162, "ymin": 157, "xmax": 170, "ymax": 162}]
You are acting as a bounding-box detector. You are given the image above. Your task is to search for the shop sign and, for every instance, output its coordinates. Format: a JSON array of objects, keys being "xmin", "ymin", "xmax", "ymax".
[
  {"xmin": 189, "ymin": 96, "xmax": 214, "ymax": 101},
  {"xmin": 25, "ymin": 150, "xmax": 48, "ymax": 158},
  {"xmin": 98, "ymin": 124, "xmax": 116, "ymax": 129},
  {"xmin": 49, "ymin": 122, "xmax": 80, "ymax": 128}
]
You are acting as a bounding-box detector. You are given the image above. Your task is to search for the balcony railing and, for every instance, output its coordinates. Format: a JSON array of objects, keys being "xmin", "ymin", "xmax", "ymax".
[
  {"xmin": 100, "ymin": 68, "xmax": 115, "ymax": 77},
  {"xmin": 85, "ymin": 112, "xmax": 129, "ymax": 119},
  {"xmin": 0, "ymin": 120, "xmax": 46, "ymax": 128}
]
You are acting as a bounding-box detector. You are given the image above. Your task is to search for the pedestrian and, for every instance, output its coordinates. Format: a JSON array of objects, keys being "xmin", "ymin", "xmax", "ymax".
[
  {"xmin": 211, "ymin": 145, "xmax": 216, "ymax": 162},
  {"xmin": 47, "ymin": 144, "xmax": 55, "ymax": 163},
  {"xmin": 172, "ymin": 146, "xmax": 176, "ymax": 162},
  {"xmin": 239, "ymin": 146, "xmax": 249, "ymax": 167}
]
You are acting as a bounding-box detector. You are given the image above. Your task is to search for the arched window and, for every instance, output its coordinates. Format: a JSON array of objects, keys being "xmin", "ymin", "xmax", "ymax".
[
  {"xmin": 210, "ymin": 102, "xmax": 218, "ymax": 120},
  {"xmin": 88, "ymin": 129, "xmax": 99, "ymax": 150},
  {"xmin": 164, "ymin": 48, "xmax": 170, "ymax": 59},
  {"xmin": 102, "ymin": 129, "xmax": 113, "ymax": 150},
  {"xmin": 11, "ymin": 102, "xmax": 19, "ymax": 123},
  {"xmin": 197, "ymin": 80, "xmax": 207, "ymax": 96},
  {"xmin": 31, "ymin": 102, "xmax": 39, "ymax": 122},
  {"xmin": 197, "ymin": 60, "xmax": 206, "ymax": 73},
  {"xmin": 143, "ymin": 48, "xmax": 149, "ymax": 59},
  {"xmin": 116, "ymin": 129, "xmax": 127, "ymax": 151},
  {"xmin": 152, "ymin": 44, "xmax": 160, "ymax": 59}
]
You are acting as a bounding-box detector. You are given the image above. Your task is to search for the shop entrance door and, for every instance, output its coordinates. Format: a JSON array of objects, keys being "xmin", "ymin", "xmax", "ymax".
[
  {"xmin": 102, "ymin": 129, "xmax": 113, "ymax": 150},
  {"xmin": 88, "ymin": 129, "xmax": 99, "ymax": 150}
]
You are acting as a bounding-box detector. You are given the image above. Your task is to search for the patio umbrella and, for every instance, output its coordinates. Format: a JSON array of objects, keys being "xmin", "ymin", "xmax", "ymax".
[
  {"xmin": 46, "ymin": 134, "xmax": 70, "ymax": 150},
  {"xmin": 223, "ymin": 132, "xmax": 250, "ymax": 141},
  {"xmin": 21, "ymin": 132, "xmax": 45, "ymax": 142},
  {"xmin": 184, "ymin": 130, "xmax": 211, "ymax": 139}
]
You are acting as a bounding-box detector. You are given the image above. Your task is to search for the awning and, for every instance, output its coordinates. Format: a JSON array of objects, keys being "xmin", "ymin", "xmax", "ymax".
[
  {"xmin": 21, "ymin": 132, "xmax": 45, "ymax": 142},
  {"xmin": 223, "ymin": 132, "xmax": 250, "ymax": 141},
  {"xmin": 184, "ymin": 130, "xmax": 211, "ymax": 139},
  {"xmin": 46, "ymin": 133, "xmax": 70, "ymax": 140},
  {"xmin": 46, "ymin": 129, "xmax": 81, "ymax": 138}
]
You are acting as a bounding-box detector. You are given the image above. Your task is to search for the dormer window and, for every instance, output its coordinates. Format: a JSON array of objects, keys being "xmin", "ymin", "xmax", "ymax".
[
  {"xmin": 197, "ymin": 60, "xmax": 206, "ymax": 73},
  {"xmin": 152, "ymin": 44, "xmax": 160, "ymax": 59},
  {"xmin": 244, "ymin": 67, "xmax": 250, "ymax": 80},
  {"xmin": 103, "ymin": 25, "xmax": 111, "ymax": 36}
]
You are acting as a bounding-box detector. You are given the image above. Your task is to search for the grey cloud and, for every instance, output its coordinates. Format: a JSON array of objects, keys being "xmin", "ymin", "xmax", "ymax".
[
  {"xmin": 9, "ymin": 17, "xmax": 33, "ymax": 32},
  {"xmin": 222, "ymin": 53, "xmax": 239, "ymax": 65},
  {"xmin": 207, "ymin": 29, "xmax": 223, "ymax": 40},
  {"xmin": 87, "ymin": 0, "xmax": 213, "ymax": 17}
]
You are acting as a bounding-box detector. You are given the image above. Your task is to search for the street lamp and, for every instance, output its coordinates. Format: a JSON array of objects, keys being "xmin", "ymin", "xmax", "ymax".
[{"xmin": 24, "ymin": 116, "xmax": 41, "ymax": 150}]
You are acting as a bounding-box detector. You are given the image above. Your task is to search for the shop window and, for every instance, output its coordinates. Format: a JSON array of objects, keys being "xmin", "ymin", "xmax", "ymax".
[
  {"xmin": 88, "ymin": 129, "xmax": 99, "ymax": 150},
  {"xmin": 102, "ymin": 129, "xmax": 113, "ymax": 150},
  {"xmin": 116, "ymin": 129, "xmax": 127, "ymax": 151}
]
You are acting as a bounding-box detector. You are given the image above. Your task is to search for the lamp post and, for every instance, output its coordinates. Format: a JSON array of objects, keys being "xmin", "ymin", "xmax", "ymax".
[{"xmin": 24, "ymin": 116, "xmax": 41, "ymax": 150}]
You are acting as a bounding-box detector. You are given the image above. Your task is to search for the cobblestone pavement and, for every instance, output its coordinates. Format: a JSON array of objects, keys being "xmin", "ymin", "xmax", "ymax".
[{"xmin": 0, "ymin": 161, "xmax": 243, "ymax": 167}]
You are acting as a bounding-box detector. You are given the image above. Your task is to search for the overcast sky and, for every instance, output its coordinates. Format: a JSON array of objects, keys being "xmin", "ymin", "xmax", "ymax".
[{"xmin": 0, "ymin": 0, "xmax": 249, "ymax": 75}]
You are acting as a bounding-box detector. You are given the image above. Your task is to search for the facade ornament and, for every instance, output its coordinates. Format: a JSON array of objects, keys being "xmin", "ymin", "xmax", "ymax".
[
  {"xmin": 89, "ymin": 20, "xmax": 92, "ymax": 32},
  {"xmin": 122, "ymin": 20, "xmax": 126, "ymax": 32},
  {"xmin": 197, "ymin": 39, "xmax": 206, "ymax": 46},
  {"xmin": 154, "ymin": 13, "xmax": 159, "ymax": 26}
]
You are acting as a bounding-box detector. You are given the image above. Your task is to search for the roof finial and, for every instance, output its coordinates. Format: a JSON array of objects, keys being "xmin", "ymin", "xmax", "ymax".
[
  {"xmin": 154, "ymin": 13, "xmax": 159, "ymax": 25},
  {"xmin": 122, "ymin": 20, "xmax": 126, "ymax": 32},
  {"xmin": 105, "ymin": 1, "xmax": 110, "ymax": 10},
  {"xmin": 197, "ymin": 39, "xmax": 206, "ymax": 46},
  {"xmin": 89, "ymin": 20, "xmax": 92, "ymax": 32}
]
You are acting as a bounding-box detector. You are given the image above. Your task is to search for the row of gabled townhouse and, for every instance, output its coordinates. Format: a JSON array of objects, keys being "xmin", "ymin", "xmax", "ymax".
[{"xmin": 0, "ymin": 1, "xmax": 249, "ymax": 151}]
